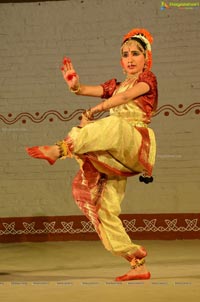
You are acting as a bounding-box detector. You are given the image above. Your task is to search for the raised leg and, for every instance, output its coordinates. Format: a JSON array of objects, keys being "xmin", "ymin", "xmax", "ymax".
[{"xmin": 26, "ymin": 145, "xmax": 60, "ymax": 165}]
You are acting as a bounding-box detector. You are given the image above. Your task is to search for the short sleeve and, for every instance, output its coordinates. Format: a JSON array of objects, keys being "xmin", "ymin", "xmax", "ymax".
[
  {"xmin": 137, "ymin": 70, "xmax": 157, "ymax": 94},
  {"xmin": 137, "ymin": 70, "xmax": 158, "ymax": 112},
  {"xmin": 100, "ymin": 78, "xmax": 118, "ymax": 99}
]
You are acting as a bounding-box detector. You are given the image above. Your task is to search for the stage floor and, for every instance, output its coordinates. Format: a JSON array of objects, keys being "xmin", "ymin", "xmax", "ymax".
[{"xmin": 0, "ymin": 240, "xmax": 200, "ymax": 301}]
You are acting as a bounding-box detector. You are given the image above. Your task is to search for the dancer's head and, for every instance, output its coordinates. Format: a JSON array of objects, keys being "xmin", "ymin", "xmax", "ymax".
[{"xmin": 120, "ymin": 28, "xmax": 153, "ymax": 75}]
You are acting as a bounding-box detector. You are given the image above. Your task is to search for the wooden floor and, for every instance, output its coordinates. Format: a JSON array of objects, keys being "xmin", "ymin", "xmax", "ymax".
[{"xmin": 0, "ymin": 240, "xmax": 200, "ymax": 301}]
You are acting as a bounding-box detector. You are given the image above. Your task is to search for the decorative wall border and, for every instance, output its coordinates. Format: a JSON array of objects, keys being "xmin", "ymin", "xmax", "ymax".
[
  {"xmin": 0, "ymin": 213, "xmax": 199, "ymax": 243},
  {"xmin": 154, "ymin": 103, "xmax": 200, "ymax": 117},
  {"xmin": 0, "ymin": 103, "xmax": 199, "ymax": 125}
]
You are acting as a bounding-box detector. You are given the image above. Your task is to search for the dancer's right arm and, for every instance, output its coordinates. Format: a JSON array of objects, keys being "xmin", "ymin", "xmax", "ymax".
[{"xmin": 61, "ymin": 57, "xmax": 103, "ymax": 97}]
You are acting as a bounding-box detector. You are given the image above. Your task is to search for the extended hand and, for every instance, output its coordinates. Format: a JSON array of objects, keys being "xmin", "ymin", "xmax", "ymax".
[{"xmin": 61, "ymin": 57, "xmax": 80, "ymax": 91}]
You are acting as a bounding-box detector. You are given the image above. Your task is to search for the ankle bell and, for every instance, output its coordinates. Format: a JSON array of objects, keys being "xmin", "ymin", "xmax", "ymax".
[
  {"xmin": 55, "ymin": 140, "xmax": 68, "ymax": 159},
  {"xmin": 130, "ymin": 258, "xmax": 145, "ymax": 269}
]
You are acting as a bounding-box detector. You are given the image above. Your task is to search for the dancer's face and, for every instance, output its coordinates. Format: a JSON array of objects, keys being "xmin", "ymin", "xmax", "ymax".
[{"xmin": 121, "ymin": 41, "xmax": 146, "ymax": 76}]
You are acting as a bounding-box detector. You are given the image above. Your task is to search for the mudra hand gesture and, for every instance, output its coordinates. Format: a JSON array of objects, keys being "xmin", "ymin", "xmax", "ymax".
[
  {"xmin": 61, "ymin": 57, "xmax": 80, "ymax": 93},
  {"xmin": 61, "ymin": 57, "xmax": 94, "ymax": 127}
]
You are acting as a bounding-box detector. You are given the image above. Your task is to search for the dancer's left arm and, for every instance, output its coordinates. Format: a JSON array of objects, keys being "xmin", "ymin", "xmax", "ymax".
[{"xmin": 89, "ymin": 81, "xmax": 150, "ymax": 115}]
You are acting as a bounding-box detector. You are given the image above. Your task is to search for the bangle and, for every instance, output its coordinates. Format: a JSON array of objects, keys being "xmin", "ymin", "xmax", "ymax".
[
  {"xmin": 70, "ymin": 84, "xmax": 81, "ymax": 94},
  {"xmin": 83, "ymin": 109, "xmax": 93, "ymax": 120}
]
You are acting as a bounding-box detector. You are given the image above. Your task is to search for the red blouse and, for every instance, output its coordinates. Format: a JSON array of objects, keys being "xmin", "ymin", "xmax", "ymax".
[{"xmin": 100, "ymin": 70, "xmax": 158, "ymax": 117}]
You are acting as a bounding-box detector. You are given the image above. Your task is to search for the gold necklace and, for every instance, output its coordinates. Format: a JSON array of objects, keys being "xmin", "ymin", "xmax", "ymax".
[{"xmin": 122, "ymin": 74, "xmax": 138, "ymax": 87}]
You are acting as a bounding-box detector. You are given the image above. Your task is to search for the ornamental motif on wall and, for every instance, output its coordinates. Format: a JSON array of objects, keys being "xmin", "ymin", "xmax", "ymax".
[
  {"xmin": 0, "ymin": 103, "xmax": 200, "ymax": 124},
  {"xmin": 0, "ymin": 218, "xmax": 199, "ymax": 236}
]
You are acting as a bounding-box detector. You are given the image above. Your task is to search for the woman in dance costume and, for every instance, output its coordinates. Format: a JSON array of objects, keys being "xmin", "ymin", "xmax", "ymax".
[{"xmin": 26, "ymin": 28, "xmax": 158, "ymax": 281}]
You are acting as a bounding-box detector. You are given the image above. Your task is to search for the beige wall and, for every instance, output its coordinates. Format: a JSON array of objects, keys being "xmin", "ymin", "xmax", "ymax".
[{"xmin": 0, "ymin": 0, "xmax": 199, "ymax": 217}]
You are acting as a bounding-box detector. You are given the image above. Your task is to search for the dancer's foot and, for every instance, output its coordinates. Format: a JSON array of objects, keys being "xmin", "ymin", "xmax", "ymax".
[
  {"xmin": 26, "ymin": 145, "xmax": 59, "ymax": 165},
  {"xmin": 115, "ymin": 263, "xmax": 151, "ymax": 282}
]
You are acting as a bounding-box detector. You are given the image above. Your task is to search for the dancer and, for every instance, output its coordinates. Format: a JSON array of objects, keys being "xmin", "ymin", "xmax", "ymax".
[{"xmin": 26, "ymin": 28, "xmax": 158, "ymax": 281}]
